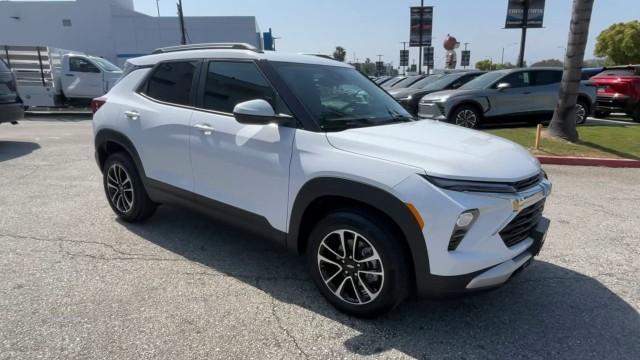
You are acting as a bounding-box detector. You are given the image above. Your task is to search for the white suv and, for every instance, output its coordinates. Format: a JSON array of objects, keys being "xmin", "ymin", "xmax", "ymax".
[{"xmin": 92, "ymin": 43, "xmax": 552, "ymax": 317}]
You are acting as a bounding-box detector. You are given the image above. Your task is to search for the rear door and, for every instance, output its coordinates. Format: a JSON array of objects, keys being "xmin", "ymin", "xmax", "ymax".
[
  {"xmin": 189, "ymin": 60, "xmax": 295, "ymax": 233},
  {"xmin": 124, "ymin": 60, "xmax": 199, "ymax": 191},
  {"xmin": 61, "ymin": 56, "xmax": 104, "ymax": 98},
  {"xmin": 530, "ymin": 70, "xmax": 563, "ymax": 113}
]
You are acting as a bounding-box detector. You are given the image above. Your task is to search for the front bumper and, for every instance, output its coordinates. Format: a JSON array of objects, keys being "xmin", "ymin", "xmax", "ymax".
[
  {"xmin": 393, "ymin": 173, "xmax": 552, "ymax": 298},
  {"xmin": 417, "ymin": 101, "xmax": 447, "ymax": 120},
  {"xmin": 0, "ymin": 102, "xmax": 24, "ymax": 124}
]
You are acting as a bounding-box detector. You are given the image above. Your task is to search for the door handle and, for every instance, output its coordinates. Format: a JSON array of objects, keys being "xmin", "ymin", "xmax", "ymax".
[
  {"xmin": 194, "ymin": 123, "xmax": 214, "ymax": 135},
  {"xmin": 124, "ymin": 110, "xmax": 140, "ymax": 120}
]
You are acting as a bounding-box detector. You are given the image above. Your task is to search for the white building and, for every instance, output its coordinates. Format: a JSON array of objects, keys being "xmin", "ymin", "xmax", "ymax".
[{"xmin": 0, "ymin": 0, "xmax": 264, "ymax": 66}]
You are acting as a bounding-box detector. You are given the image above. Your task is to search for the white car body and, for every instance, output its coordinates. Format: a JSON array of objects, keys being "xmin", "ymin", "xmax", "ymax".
[{"xmin": 92, "ymin": 45, "xmax": 552, "ymax": 313}]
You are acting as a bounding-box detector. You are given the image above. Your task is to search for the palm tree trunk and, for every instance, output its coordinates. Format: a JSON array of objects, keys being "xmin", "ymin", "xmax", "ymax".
[{"xmin": 547, "ymin": 0, "xmax": 594, "ymax": 142}]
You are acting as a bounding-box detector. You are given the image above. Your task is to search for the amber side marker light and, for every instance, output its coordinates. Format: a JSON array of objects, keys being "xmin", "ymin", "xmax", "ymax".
[{"xmin": 405, "ymin": 203, "xmax": 425, "ymax": 229}]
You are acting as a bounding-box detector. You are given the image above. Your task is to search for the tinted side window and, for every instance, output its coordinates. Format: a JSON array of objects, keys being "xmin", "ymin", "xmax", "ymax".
[
  {"xmin": 144, "ymin": 61, "xmax": 198, "ymax": 106},
  {"xmin": 202, "ymin": 61, "xmax": 281, "ymax": 114},
  {"xmin": 69, "ymin": 57, "xmax": 100, "ymax": 73},
  {"xmin": 497, "ymin": 71, "xmax": 531, "ymax": 88},
  {"xmin": 534, "ymin": 70, "xmax": 562, "ymax": 86}
]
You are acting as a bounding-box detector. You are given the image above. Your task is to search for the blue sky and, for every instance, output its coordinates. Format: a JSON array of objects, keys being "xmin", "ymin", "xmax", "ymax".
[{"xmin": 133, "ymin": 0, "xmax": 639, "ymax": 67}]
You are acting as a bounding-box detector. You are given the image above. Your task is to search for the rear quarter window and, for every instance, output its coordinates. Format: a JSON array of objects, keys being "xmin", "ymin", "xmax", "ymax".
[{"xmin": 141, "ymin": 61, "xmax": 199, "ymax": 106}]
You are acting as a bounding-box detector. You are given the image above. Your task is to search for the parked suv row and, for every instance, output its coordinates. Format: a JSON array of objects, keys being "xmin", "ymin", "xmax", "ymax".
[
  {"xmin": 0, "ymin": 58, "xmax": 24, "ymax": 126},
  {"xmin": 93, "ymin": 43, "xmax": 551, "ymax": 317},
  {"xmin": 418, "ymin": 68, "xmax": 597, "ymax": 128}
]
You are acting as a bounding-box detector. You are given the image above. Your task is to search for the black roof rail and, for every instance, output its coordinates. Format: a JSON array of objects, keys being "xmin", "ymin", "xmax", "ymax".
[{"xmin": 152, "ymin": 43, "xmax": 261, "ymax": 54}]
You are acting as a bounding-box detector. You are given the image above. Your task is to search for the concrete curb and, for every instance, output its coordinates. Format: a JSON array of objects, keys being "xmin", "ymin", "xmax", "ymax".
[{"xmin": 537, "ymin": 156, "xmax": 640, "ymax": 168}]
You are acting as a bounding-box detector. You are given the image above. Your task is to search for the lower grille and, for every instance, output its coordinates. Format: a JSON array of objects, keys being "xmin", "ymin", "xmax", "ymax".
[{"xmin": 500, "ymin": 200, "xmax": 545, "ymax": 247}]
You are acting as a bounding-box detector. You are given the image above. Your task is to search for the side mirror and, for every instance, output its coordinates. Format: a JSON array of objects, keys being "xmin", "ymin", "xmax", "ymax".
[
  {"xmin": 496, "ymin": 82, "xmax": 511, "ymax": 91},
  {"xmin": 233, "ymin": 99, "xmax": 286, "ymax": 125}
]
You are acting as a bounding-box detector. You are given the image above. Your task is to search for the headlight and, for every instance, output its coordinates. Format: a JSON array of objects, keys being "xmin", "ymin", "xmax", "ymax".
[
  {"xmin": 398, "ymin": 95, "xmax": 413, "ymax": 101},
  {"xmin": 421, "ymin": 174, "xmax": 517, "ymax": 193}
]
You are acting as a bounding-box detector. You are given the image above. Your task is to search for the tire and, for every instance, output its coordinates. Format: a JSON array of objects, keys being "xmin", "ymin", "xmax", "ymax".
[
  {"xmin": 593, "ymin": 110, "xmax": 610, "ymax": 119},
  {"xmin": 307, "ymin": 209, "xmax": 411, "ymax": 317},
  {"xmin": 102, "ymin": 152, "xmax": 157, "ymax": 222},
  {"xmin": 575, "ymin": 100, "xmax": 589, "ymax": 125},
  {"xmin": 450, "ymin": 104, "xmax": 481, "ymax": 129},
  {"xmin": 631, "ymin": 106, "xmax": 640, "ymax": 123}
]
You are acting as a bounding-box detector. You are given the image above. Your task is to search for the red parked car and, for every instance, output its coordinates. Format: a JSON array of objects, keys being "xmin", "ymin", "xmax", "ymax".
[{"xmin": 590, "ymin": 65, "xmax": 640, "ymax": 122}]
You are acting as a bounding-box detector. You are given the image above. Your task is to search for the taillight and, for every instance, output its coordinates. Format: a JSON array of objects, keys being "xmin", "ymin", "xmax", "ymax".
[{"xmin": 91, "ymin": 97, "xmax": 106, "ymax": 114}]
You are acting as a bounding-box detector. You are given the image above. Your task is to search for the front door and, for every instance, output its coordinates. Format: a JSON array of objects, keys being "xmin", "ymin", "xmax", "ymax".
[
  {"xmin": 61, "ymin": 57, "xmax": 104, "ymax": 98},
  {"xmin": 488, "ymin": 70, "xmax": 534, "ymax": 117},
  {"xmin": 189, "ymin": 60, "xmax": 295, "ymax": 233}
]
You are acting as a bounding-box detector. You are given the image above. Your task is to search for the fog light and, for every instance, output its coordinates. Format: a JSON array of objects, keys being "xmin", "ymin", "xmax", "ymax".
[{"xmin": 456, "ymin": 211, "xmax": 477, "ymax": 228}]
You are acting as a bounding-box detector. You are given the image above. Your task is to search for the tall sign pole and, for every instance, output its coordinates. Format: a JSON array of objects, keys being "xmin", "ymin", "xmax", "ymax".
[
  {"xmin": 418, "ymin": 0, "xmax": 424, "ymax": 74},
  {"xmin": 177, "ymin": 0, "xmax": 187, "ymax": 45},
  {"xmin": 517, "ymin": 0, "xmax": 529, "ymax": 67}
]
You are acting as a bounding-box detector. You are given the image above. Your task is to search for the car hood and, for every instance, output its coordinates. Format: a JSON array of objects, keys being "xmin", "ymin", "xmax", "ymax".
[
  {"xmin": 421, "ymin": 89, "xmax": 485, "ymax": 102},
  {"xmin": 326, "ymin": 120, "xmax": 540, "ymax": 182},
  {"xmin": 390, "ymin": 87, "xmax": 430, "ymax": 98}
]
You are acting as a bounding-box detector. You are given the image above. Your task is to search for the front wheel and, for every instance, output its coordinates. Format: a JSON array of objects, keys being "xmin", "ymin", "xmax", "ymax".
[
  {"xmin": 451, "ymin": 105, "xmax": 481, "ymax": 129},
  {"xmin": 307, "ymin": 209, "xmax": 411, "ymax": 317}
]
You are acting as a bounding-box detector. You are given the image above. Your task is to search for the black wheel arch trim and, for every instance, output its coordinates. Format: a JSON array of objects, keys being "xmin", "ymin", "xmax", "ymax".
[
  {"xmin": 94, "ymin": 129, "xmax": 146, "ymax": 177},
  {"xmin": 287, "ymin": 177, "xmax": 435, "ymax": 296},
  {"xmin": 449, "ymin": 100, "xmax": 487, "ymax": 122}
]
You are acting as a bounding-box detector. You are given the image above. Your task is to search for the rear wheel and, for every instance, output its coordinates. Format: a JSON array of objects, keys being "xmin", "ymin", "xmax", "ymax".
[
  {"xmin": 575, "ymin": 100, "xmax": 589, "ymax": 125},
  {"xmin": 630, "ymin": 106, "xmax": 640, "ymax": 123},
  {"xmin": 450, "ymin": 105, "xmax": 481, "ymax": 129},
  {"xmin": 307, "ymin": 209, "xmax": 410, "ymax": 317},
  {"xmin": 103, "ymin": 152, "xmax": 157, "ymax": 222}
]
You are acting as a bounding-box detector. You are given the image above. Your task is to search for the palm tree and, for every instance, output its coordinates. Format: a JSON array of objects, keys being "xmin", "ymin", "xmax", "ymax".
[
  {"xmin": 547, "ymin": 0, "xmax": 594, "ymax": 142},
  {"xmin": 333, "ymin": 46, "xmax": 347, "ymax": 62}
]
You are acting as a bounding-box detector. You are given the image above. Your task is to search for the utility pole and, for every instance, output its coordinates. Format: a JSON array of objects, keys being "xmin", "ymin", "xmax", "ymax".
[
  {"xmin": 156, "ymin": 0, "xmax": 160, "ymax": 17},
  {"xmin": 177, "ymin": 0, "xmax": 187, "ymax": 45},
  {"xmin": 517, "ymin": 0, "xmax": 529, "ymax": 68},
  {"xmin": 418, "ymin": 0, "xmax": 424, "ymax": 75},
  {"xmin": 377, "ymin": 54, "xmax": 383, "ymax": 76}
]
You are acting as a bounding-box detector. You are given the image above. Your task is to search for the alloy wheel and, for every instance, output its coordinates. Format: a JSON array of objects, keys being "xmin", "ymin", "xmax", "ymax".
[
  {"xmin": 106, "ymin": 164, "xmax": 134, "ymax": 213},
  {"xmin": 455, "ymin": 109, "xmax": 477, "ymax": 128},
  {"xmin": 575, "ymin": 103, "xmax": 587, "ymax": 124},
  {"xmin": 317, "ymin": 229, "xmax": 384, "ymax": 305}
]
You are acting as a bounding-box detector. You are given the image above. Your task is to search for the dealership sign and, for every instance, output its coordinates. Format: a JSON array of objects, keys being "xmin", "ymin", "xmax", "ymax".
[
  {"xmin": 400, "ymin": 50, "xmax": 409, "ymax": 67},
  {"xmin": 410, "ymin": 6, "xmax": 433, "ymax": 47},
  {"xmin": 505, "ymin": 0, "xmax": 545, "ymax": 28},
  {"xmin": 423, "ymin": 46, "xmax": 434, "ymax": 67},
  {"xmin": 461, "ymin": 50, "xmax": 471, "ymax": 67}
]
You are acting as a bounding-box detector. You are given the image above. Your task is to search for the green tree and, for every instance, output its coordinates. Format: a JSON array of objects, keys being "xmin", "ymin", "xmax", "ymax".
[
  {"xmin": 531, "ymin": 59, "xmax": 564, "ymax": 67},
  {"xmin": 333, "ymin": 46, "xmax": 347, "ymax": 62},
  {"xmin": 548, "ymin": 0, "xmax": 594, "ymax": 142},
  {"xmin": 475, "ymin": 59, "xmax": 494, "ymax": 71},
  {"xmin": 594, "ymin": 21, "xmax": 640, "ymax": 65}
]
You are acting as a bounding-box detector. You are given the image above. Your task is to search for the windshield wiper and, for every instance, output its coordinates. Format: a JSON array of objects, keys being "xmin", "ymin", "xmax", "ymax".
[{"xmin": 320, "ymin": 118, "xmax": 378, "ymax": 131}]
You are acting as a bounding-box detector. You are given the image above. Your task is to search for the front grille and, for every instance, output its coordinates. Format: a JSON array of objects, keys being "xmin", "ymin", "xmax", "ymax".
[
  {"xmin": 500, "ymin": 199, "xmax": 545, "ymax": 247},
  {"xmin": 512, "ymin": 173, "xmax": 543, "ymax": 192}
]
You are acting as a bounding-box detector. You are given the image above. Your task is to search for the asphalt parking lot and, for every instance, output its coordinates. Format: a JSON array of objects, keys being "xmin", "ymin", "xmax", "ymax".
[{"xmin": 1, "ymin": 117, "xmax": 639, "ymax": 359}]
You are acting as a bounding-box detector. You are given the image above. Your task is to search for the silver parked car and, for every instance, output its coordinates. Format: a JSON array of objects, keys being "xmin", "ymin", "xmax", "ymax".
[{"xmin": 418, "ymin": 68, "xmax": 597, "ymax": 128}]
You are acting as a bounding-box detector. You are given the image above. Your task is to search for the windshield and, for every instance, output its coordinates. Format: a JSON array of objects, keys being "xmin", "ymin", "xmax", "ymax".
[
  {"xmin": 459, "ymin": 71, "xmax": 508, "ymax": 90},
  {"xmin": 390, "ymin": 76, "xmax": 423, "ymax": 89},
  {"xmin": 91, "ymin": 57, "xmax": 121, "ymax": 72},
  {"xmin": 271, "ymin": 62, "xmax": 414, "ymax": 131},
  {"xmin": 419, "ymin": 74, "xmax": 462, "ymax": 91},
  {"xmin": 409, "ymin": 74, "xmax": 444, "ymax": 89}
]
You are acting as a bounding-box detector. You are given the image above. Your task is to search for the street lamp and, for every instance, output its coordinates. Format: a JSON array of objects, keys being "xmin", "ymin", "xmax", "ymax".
[{"xmin": 501, "ymin": 42, "xmax": 518, "ymax": 65}]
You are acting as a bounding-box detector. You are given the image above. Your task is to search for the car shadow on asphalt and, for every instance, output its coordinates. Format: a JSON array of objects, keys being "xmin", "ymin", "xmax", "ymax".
[
  {"xmin": 0, "ymin": 141, "xmax": 40, "ymax": 162},
  {"xmin": 120, "ymin": 205, "xmax": 640, "ymax": 359}
]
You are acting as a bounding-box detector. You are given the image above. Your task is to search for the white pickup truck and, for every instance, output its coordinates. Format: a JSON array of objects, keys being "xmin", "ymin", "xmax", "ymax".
[{"xmin": 0, "ymin": 45, "xmax": 122, "ymax": 108}]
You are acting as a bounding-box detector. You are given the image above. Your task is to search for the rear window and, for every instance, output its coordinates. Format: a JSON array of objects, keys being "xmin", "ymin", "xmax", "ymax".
[
  {"xmin": 597, "ymin": 68, "xmax": 640, "ymax": 76},
  {"xmin": 142, "ymin": 61, "xmax": 198, "ymax": 106},
  {"xmin": 0, "ymin": 58, "xmax": 9, "ymax": 72}
]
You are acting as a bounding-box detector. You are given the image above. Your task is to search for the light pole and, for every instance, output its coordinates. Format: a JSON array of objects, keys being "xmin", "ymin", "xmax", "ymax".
[{"xmin": 501, "ymin": 42, "xmax": 518, "ymax": 65}]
